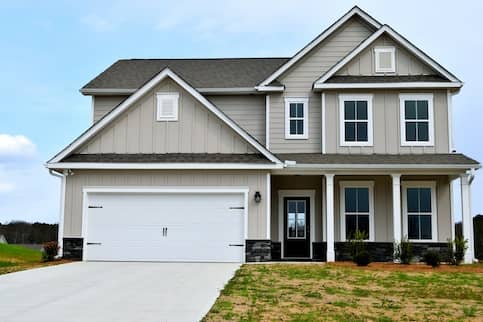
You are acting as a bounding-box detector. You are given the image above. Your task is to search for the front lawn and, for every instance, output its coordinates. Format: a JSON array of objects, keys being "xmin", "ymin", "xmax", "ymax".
[
  {"xmin": 204, "ymin": 263, "xmax": 483, "ymax": 321},
  {"xmin": 0, "ymin": 244, "xmax": 67, "ymax": 275}
]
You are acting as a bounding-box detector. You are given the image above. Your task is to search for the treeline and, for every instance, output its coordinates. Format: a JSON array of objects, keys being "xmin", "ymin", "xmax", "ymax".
[{"xmin": 0, "ymin": 221, "xmax": 58, "ymax": 244}]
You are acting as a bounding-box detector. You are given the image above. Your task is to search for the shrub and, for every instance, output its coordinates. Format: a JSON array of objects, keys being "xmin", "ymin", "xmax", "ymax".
[
  {"xmin": 395, "ymin": 236, "xmax": 413, "ymax": 264},
  {"xmin": 349, "ymin": 230, "xmax": 371, "ymax": 266},
  {"xmin": 42, "ymin": 241, "xmax": 59, "ymax": 262},
  {"xmin": 423, "ymin": 250, "xmax": 441, "ymax": 268},
  {"xmin": 354, "ymin": 251, "xmax": 371, "ymax": 266},
  {"xmin": 447, "ymin": 237, "xmax": 468, "ymax": 265}
]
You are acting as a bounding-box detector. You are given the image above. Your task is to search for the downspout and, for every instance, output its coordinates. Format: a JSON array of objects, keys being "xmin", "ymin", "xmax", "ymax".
[{"xmin": 49, "ymin": 169, "xmax": 66, "ymax": 258}]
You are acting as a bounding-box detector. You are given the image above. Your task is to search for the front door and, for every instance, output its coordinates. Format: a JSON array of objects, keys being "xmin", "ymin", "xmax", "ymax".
[{"xmin": 284, "ymin": 197, "xmax": 310, "ymax": 258}]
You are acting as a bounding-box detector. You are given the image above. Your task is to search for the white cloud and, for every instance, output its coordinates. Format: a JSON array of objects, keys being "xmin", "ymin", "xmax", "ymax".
[
  {"xmin": 0, "ymin": 134, "xmax": 36, "ymax": 158},
  {"xmin": 0, "ymin": 182, "xmax": 15, "ymax": 193},
  {"xmin": 81, "ymin": 13, "xmax": 115, "ymax": 32}
]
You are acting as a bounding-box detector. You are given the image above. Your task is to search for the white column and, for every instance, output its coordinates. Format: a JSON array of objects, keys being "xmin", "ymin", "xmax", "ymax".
[
  {"xmin": 460, "ymin": 173, "xmax": 475, "ymax": 264},
  {"xmin": 266, "ymin": 173, "xmax": 271, "ymax": 240},
  {"xmin": 391, "ymin": 174, "xmax": 402, "ymax": 242},
  {"xmin": 325, "ymin": 174, "xmax": 335, "ymax": 262}
]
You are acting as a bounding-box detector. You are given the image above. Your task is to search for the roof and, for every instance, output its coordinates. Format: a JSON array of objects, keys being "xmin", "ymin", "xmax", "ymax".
[
  {"xmin": 326, "ymin": 75, "xmax": 450, "ymax": 83},
  {"xmin": 62, "ymin": 153, "xmax": 271, "ymax": 164},
  {"xmin": 81, "ymin": 58, "xmax": 289, "ymax": 94}
]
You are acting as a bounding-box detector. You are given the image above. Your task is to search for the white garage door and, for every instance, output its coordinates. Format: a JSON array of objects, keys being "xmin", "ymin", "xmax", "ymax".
[{"xmin": 83, "ymin": 189, "xmax": 246, "ymax": 262}]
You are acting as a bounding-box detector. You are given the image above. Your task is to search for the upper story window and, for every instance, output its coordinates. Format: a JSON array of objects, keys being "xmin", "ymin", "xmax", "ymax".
[
  {"xmin": 156, "ymin": 92, "xmax": 179, "ymax": 121},
  {"xmin": 402, "ymin": 182, "xmax": 437, "ymax": 241},
  {"xmin": 340, "ymin": 181, "xmax": 374, "ymax": 241},
  {"xmin": 374, "ymin": 47, "xmax": 396, "ymax": 73},
  {"xmin": 399, "ymin": 94, "xmax": 434, "ymax": 146},
  {"xmin": 339, "ymin": 94, "xmax": 373, "ymax": 146},
  {"xmin": 285, "ymin": 98, "xmax": 309, "ymax": 139}
]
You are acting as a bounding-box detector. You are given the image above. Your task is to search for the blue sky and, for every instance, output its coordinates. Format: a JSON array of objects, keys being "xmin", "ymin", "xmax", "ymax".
[{"xmin": 0, "ymin": 0, "xmax": 482, "ymax": 224}]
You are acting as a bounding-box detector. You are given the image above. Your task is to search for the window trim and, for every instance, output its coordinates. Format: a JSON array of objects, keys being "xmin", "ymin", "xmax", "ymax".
[
  {"xmin": 339, "ymin": 94, "xmax": 374, "ymax": 146},
  {"xmin": 156, "ymin": 92, "xmax": 179, "ymax": 121},
  {"xmin": 401, "ymin": 181, "xmax": 438, "ymax": 242},
  {"xmin": 374, "ymin": 47, "xmax": 396, "ymax": 73},
  {"xmin": 339, "ymin": 181, "xmax": 375, "ymax": 242},
  {"xmin": 399, "ymin": 93, "xmax": 434, "ymax": 146},
  {"xmin": 285, "ymin": 97, "xmax": 309, "ymax": 139}
]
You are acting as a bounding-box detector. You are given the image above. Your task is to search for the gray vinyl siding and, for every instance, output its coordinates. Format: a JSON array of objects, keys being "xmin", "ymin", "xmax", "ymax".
[
  {"xmin": 270, "ymin": 17, "xmax": 375, "ymax": 153},
  {"xmin": 325, "ymin": 90, "xmax": 449, "ymax": 154},
  {"xmin": 337, "ymin": 35, "xmax": 435, "ymax": 76},
  {"xmin": 77, "ymin": 79, "xmax": 256, "ymax": 154},
  {"xmin": 206, "ymin": 95, "xmax": 266, "ymax": 144},
  {"xmin": 63, "ymin": 170, "xmax": 268, "ymax": 239},
  {"xmin": 93, "ymin": 96, "xmax": 128, "ymax": 123}
]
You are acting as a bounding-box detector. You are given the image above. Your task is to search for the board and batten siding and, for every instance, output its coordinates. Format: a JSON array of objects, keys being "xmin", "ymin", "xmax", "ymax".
[
  {"xmin": 324, "ymin": 90, "xmax": 449, "ymax": 154},
  {"xmin": 63, "ymin": 170, "xmax": 268, "ymax": 240},
  {"xmin": 270, "ymin": 17, "xmax": 375, "ymax": 153},
  {"xmin": 92, "ymin": 96, "xmax": 128, "ymax": 123},
  {"xmin": 206, "ymin": 95, "xmax": 266, "ymax": 144},
  {"xmin": 336, "ymin": 35, "xmax": 435, "ymax": 76},
  {"xmin": 77, "ymin": 79, "xmax": 256, "ymax": 154}
]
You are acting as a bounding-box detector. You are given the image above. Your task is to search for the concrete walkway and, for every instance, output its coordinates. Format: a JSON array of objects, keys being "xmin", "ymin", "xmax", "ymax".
[{"xmin": 0, "ymin": 262, "xmax": 239, "ymax": 322}]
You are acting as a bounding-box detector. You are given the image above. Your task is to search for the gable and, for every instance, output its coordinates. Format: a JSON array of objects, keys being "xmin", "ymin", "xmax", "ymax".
[{"xmin": 76, "ymin": 78, "xmax": 257, "ymax": 154}]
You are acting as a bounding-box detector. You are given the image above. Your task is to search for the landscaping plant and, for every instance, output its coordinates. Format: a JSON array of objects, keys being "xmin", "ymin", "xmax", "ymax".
[
  {"xmin": 453, "ymin": 236, "xmax": 468, "ymax": 265},
  {"xmin": 395, "ymin": 236, "xmax": 413, "ymax": 264},
  {"xmin": 423, "ymin": 250, "xmax": 441, "ymax": 268},
  {"xmin": 42, "ymin": 241, "xmax": 59, "ymax": 262},
  {"xmin": 349, "ymin": 230, "xmax": 371, "ymax": 266}
]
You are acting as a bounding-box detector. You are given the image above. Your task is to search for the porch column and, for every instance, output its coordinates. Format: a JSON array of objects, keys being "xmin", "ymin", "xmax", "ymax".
[
  {"xmin": 460, "ymin": 173, "xmax": 475, "ymax": 264},
  {"xmin": 391, "ymin": 174, "xmax": 402, "ymax": 256},
  {"xmin": 325, "ymin": 174, "xmax": 335, "ymax": 262}
]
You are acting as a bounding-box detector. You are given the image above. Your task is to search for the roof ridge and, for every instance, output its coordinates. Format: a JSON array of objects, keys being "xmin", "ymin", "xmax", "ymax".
[{"xmin": 117, "ymin": 57, "xmax": 290, "ymax": 61}]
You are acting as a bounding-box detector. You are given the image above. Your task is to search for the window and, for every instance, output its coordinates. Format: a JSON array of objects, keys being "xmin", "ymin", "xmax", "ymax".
[
  {"xmin": 402, "ymin": 182, "xmax": 437, "ymax": 241},
  {"xmin": 340, "ymin": 181, "xmax": 374, "ymax": 241},
  {"xmin": 399, "ymin": 94, "xmax": 434, "ymax": 146},
  {"xmin": 339, "ymin": 94, "xmax": 373, "ymax": 146},
  {"xmin": 374, "ymin": 47, "xmax": 396, "ymax": 73},
  {"xmin": 285, "ymin": 98, "xmax": 309, "ymax": 139},
  {"xmin": 156, "ymin": 92, "xmax": 179, "ymax": 121},
  {"xmin": 287, "ymin": 199, "xmax": 306, "ymax": 239}
]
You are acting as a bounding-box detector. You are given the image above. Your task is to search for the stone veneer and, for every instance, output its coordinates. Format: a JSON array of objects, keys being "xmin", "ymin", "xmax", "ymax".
[{"xmin": 63, "ymin": 238, "xmax": 83, "ymax": 260}]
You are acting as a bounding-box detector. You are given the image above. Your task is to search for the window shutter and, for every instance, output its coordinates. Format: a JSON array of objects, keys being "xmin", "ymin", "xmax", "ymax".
[{"xmin": 156, "ymin": 93, "xmax": 179, "ymax": 121}]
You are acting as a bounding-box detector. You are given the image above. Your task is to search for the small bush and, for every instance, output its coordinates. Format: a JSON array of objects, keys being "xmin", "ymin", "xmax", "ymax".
[
  {"xmin": 349, "ymin": 230, "xmax": 371, "ymax": 266},
  {"xmin": 42, "ymin": 241, "xmax": 59, "ymax": 262},
  {"xmin": 395, "ymin": 236, "xmax": 413, "ymax": 264},
  {"xmin": 423, "ymin": 250, "xmax": 441, "ymax": 268},
  {"xmin": 447, "ymin": 237, "xmax": 468, "ymax": 265},
  {"xmin": 354, "ymin": 251, "xmax": 371, "ymax": 266}
]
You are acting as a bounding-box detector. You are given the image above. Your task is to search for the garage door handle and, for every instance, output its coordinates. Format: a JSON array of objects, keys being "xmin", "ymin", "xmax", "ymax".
[
  {"xmin": 88, "ymin": 205, "xmax": 103, "ymax": 209},
  {"xmin": 229, "ymin": 207, "xmax": 244, "ymax": 210},
  {"xmin": 229, "ymin": 244, "xmax": 244, "ymax": 247},
  {"xmin": 87, "ymin": 242, "xmax": 102, "ymax": 245}
]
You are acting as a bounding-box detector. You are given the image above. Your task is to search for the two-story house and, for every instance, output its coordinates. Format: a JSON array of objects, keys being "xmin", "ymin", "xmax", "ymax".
[{"xmin": 47, "ymin": 6, "xmax": 479, "ymax": 263}]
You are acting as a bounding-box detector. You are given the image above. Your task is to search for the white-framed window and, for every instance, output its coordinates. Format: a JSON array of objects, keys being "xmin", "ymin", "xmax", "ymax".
[
  {"xmin": 339, "ymin": 94, "xmax": 373, "ymax": 146},
  {"xmin": 340, "ymin": 181, "xmax": 375, "ymax": 241},
  {"xmin": 399, "ymin": 94, "xmax": 434, "ymax": 146},
  {"xmin": 285, "ymin": 98, "xmax": 309, "ymax": 139},
  {"xmin": 402, "ymin": 181, "xmax": 438, "ymax": 242},
  {"xmin": 374, "ymin": 47, "xmax": 396, "ymax": 73},
  {"xmin": 156, "ymin": 92, "xmax": 179, "ymax": 121}
]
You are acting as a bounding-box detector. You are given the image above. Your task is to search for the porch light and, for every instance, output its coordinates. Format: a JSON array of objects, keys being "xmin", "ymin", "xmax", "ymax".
[{"xmin": 254, "ymin": 191, "xmax": 262, "ymax": 203}]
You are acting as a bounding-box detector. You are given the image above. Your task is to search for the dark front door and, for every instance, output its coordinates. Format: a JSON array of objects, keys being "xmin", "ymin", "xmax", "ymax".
[{"xmin": 284, "ymin": 197, "xmax": 310, "ymax": 258}]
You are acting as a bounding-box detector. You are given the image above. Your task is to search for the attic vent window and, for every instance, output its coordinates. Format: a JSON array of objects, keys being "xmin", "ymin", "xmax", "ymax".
[
  {"xmin": 374, "ymin": 47, "xmax": 396, "ymax": 73},
  {"xmin": 156, "ymin": 93, "xmax": 179, "ymax": 121}
]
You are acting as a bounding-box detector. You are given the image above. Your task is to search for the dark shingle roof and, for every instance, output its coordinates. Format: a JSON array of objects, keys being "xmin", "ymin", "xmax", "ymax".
[
  {"xmin": 82, "ymin": 58, "xmax": 290, "ymax": 91},
  {"xmin": 62, "ymin": 153, "xmax": 272, "ymax": 164},
  {"xmin": 325, "ymin": 75, "xmax": 449, "ymax": 83},
  {"xmin": 277, "ymin": 153, "xmax": 479, "ymax": 166}
]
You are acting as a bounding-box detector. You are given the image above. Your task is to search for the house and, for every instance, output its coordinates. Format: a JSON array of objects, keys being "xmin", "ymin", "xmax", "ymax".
[{"xmin": 46, "ymin": 6, "xmax": 479, "ymax": 264}]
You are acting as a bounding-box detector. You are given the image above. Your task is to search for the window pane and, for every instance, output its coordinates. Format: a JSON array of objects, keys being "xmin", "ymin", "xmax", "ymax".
[
  {"xmin": 345, "ymin": 122, "xmax": 356, "ymax": 141},
  {"xmin": 417, "ymin": 101, "xmax": 428, "ymax": 119},
  {"xmin": 344, "ymin": 101, "xmax": 355, "ymax": 120},
  {"xmin": 357, "ymin": 215, "xmax": 370, "ymax": 238},
  {"xmin": 288, "ymin": 212, "xmax": 296, "ymax": 237},
  {"xmin": 419, "ymin": 188, "xmax": 432, "ymax": 212},
  {"xmin": 345, "ymin": 188, "xmax": 357, "ymax": 212},
  {"xmin": 288, "ymin": 200, "xmax": 296, "ymax": 213},
  {"xmin": 356, "ymin": 123, "xmax": 368, "ymax": 142},
  {"xmin": 290, "ymin": 120, "xmax": 297, "ymax": 135},
  {"xmin": 407, "ymin": 188, "xmax": 420, "ymax": 213},
  {"xmin": 289, "ymin": 103, "xmax": 297, "ymax": 117},
  {"xmin": 408, "ymin": 215, "xmax": 420, "ymax": 239},
  {"xmin": 356, "ymin": 101, "xmax": 368, "ymax": 120},
  {"xmin": 417, "ymin": 122, "xmax": 429, "ymax": 141},
  {"xmin": 297, "ymin": 103, "xmax": 304, "ymax": 117},
  {"xmin": 406, "ymin": 122, "xmax": 417, "ymax": 141},
  {"xmin": 405, "ymin": 101, "xmax": 416, "ymax": 119},
  {"xmin": 296, "ymin": 213, "xmax": 305, "ymax": 238},
  {"xmin": 357, "ymin": 188, "xmax": 369, "ymax": 212},
  {"xmin": 297, "ymin": 201, "xmax": 305, "ymax": 214},
  {"xmin": 420, "ymin": 215, "xmax": 432, "ymax": 239},
  {"xmin": 296, "ymin": 120, "xmax": 304, "ymax": 135},
  {"xmin": 346, "ymin": 215, "xmax": 357, "ymax": 240}
]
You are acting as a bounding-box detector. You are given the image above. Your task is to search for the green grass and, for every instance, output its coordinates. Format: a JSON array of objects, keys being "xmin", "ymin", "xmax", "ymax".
[{"xmin": 0, "ymin": 244, "xmax": 65, "ymax": 275}]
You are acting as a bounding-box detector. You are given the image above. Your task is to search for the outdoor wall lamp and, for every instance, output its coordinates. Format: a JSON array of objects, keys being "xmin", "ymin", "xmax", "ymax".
[{"xmin": 254, "ymin": 191, "xmax": 262, "ymax": 203}]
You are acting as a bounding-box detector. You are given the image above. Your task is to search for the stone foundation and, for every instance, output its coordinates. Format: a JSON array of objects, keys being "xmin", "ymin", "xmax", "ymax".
[{"xmin": 63, "ymin": 238, "xmax": 83, "ymax": 260}]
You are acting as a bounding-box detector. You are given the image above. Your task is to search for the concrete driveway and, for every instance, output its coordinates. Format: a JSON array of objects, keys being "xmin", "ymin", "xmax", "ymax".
[{"xmin": 0, "ymin": 262, "xmax": 239, "ymax": 322}]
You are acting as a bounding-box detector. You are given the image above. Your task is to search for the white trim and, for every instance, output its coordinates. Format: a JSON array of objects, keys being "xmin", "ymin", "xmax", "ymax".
[
  {"xmin": 374, "ymin": 46, "xmax": 396, "ymax": 73},
  {"xmin": 321, "ymin": 92, "xmax": 326, "ymax": 153},
  {"xmin": 46, "ymin": 162, "xmax": 283, "ymax": 170},
  {"xmin": 277, "ymin": 190, "xmax": 315, "ymax": 259},
  {"xmin": 48, "ymin": 68, "xmax": 281, "ymax": 165},
  {"xmin": 81, "ymin": 87, "xmax": 262, "ymax": 95},
  {"xmin": 259, "ymin": 6, "xmax": 381, "ymax": 87},
  {"xmin": 399, "ymin": 93, "xmax": 434, "ymax": 146},
  {"xmin": 266, "ymin": 173, "xmax": 271, "ymax": 240},
  {"xmin": 284, "ymin": 97, "xmax": 309, "ymax": 139},
  {"xmin": 314, "ymin": 82, "xmax": 462, "ymax": 90},
  {"xmin": 339, "ymin": 181, "xmax": 375, "ymax": 242},
  {"xmin": 91, "ymin": 96, "xmax": 95, "ymax": 124},
  {"xmin": 447, "ymin": 90, "xmax": 454, "ymax": 152},
  {"xmin": 195, "ymin": 87, "xmax": 257, "ymax": 94},
  {"xmin": 81, "ymin": 186, "xmax": 249, "ymax": 262},
  {"xmin": 255, "ymin": 86, "xmax": 285, "ymax": 92},
  {"xmin": 339, "ymin": 94, "xmax": 373, "ymax": 146},
  {"xmin": 80, "ymin": 88, "xmax": 137, "ymax": 95},
  {"xmin": 48, "ymin": 170, "xmax": 66, "ymax": 256},
  {"xmin": 156, "ymin": 92, "xmax": 179, "ymax": 121},
  {"xmin": 282, "ymin": 163, "xmax": 477, "ymax": 170},
  {"xmin": 315, "ymin": 25, "xmax": 461, "ymax": 86},
  {"xmin": 265, "ymin": 95, "xmax": 270, "ymax": 149},
  {"xmin": 401, "ymin": 181, "xmax": 438, "ymax": 242}
]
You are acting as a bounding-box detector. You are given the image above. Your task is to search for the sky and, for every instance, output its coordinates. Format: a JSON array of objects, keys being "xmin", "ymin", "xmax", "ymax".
[{"xmin": 0, "ymin": 0, "xmax": 482, "ymax": 224}]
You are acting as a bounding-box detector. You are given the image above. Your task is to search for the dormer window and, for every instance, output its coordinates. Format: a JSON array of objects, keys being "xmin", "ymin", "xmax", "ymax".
[
  {"xmin": 374, "ymin": 47, "xmax": 396, "ymax": 73},
  {"xmin": 156, "ymin": 92, "xmax": 179, "ymax": 121}
]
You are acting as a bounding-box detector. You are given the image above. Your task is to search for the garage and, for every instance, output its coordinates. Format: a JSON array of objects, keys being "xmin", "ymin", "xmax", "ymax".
[{"xmin": 82, "ymin": 188, "xmax": 247, "ymax": 262}]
